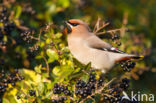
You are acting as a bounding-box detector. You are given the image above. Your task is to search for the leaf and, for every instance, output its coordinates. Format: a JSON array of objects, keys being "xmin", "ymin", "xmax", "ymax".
[
  {"xmin": 42, "ymin": 72, "xmax": 49, "ymax": 79},
  {"xmin": 46, "ymin": 49, "xmax": 58, "ymax": 63},
  {"xmin": 46, "ymin": 38, "xmax": 51, "ymax": 44},
  {"xmin": 73, "ymin": 58, "xmax": 85, "ymax": 68},
  {"xmin": 84, "ymin": 62, "xmax": 91, "ymax": 71},
  {"xmin": 37, "ymin": 83, "xmax": 44, "ymax": 95},
  {"xmin": 40, "ymin": 42, "xmax": 45, "ymax": 48},
  {"xmin": 19, "ymin": 69, "xmax": 41, "ymax": 84},
  {"xmin": 56, "ymin": 65, "xmax": 74, "ymax": 82},
  {"xmin": 81, "ymin": 74, "xmax": 89, "ymax": 83},
  {"xmin": 34, "ymin": 65, "xmax": 42, "ymax": 73},
  {"xmin": 14, "ymin": 5, "xmax": 22, "ymax": 19},
  {"xmin": 35, "ymin": 55, "xmax": 42, "ymax": 59},
  {"xmin": 3, "ymin": 90, "xmax": 18, "ymax": 103},
  {"xmin": 58, "ymin": 0, "xmax": 70, "ymax": 8},
  {"xmin": 55, "ymin": 32, "xmax": 62, "ymax": 38},
  {"xmin": 52, "ymin": 66, "xmax": 61, "ymax": 76},
  {"xmin": 3, "ymin": 98, "xmax": 11, "ymax": 103}
]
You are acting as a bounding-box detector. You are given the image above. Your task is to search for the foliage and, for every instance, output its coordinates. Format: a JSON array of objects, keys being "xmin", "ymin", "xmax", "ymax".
[{"xmin": 0, "ymin": 0, "xmax": 155, "ymax": 103}]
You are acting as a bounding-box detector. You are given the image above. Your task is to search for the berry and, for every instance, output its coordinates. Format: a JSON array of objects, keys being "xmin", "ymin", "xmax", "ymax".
[
  {"xmin": 54, "ymin": 83, "xmax": 59, "ymax": 88},
  {"xmin": 120, "ymin": 60, "xmax": 136, "ymax": 72},
  {"xmin": 11, "ymin": 83, "xmax": 16, "ymax": 86},
  {"xmin": 29, "ymin": 90, "xmax": 36, "ymax": 96},
  {"xmin": 17, "ymin": 96, "xmax": 20, "ymax": 99},
  {"xmin": 122, "ymin": 78, "xmax": 130, "ymax": 84},
  {"xmin": 64, "ymin": 90, "xmax": 71, "ymax": 95},
  {"xmin": 51, "ymin": 99, "xmax": 58, "ymax": 103}
]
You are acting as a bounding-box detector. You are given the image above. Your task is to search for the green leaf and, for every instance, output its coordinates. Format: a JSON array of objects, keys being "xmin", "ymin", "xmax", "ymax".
[
  {"xmin": 42, "ymin": 73, "xmax": 49, "ymax": 79},
  {"xmin": 46, "ymin": 38, "xmax": 51, "ymax": 44},
  {"xmin": 58, "ymin": 0, "xmax": 70, "ymax": 8},
  {"xmin": 19, "ymin": 69, "xmax": 41, "ymax": 84},
  {"xmin": 46, "ymin": 49, "xmax": 58, "ymax": 63},
  {"xmin": 55, "ymin": 32, "xmax": 62, "ymax": 38},
  {"xmin": 14, "ymin": 5, "xmax": 22, "ymax": 18},
  {"xmin": 37, "ymin": 83, "xmax": 44, "ymax": 95},
  {"xmin": 35, "ymin": 55, "xmax": 42, "ymax": 59},
  {"xmin": 56, "ymin": 65, "xmax": 74, "ymax": 82},
  {"xmin": 52, "ymin": 66, "xmax": 61, "ymax": 76},
  {"xmin": 3, "ymin": 95, "xmax": 17, "ymax": 103},
  {"xmin": 3, "ymin": 98, "xmax": 10, "ymax": 103},
  {"xmin": 84, "ymin": 62, "xmax": 91, "ymax": 71},
  {"xmin": 81, "ymin": 74, "xmax": 89, "ymax": 83},
  {"xmin": 34, "ymin": 65, "xmax": 42, "ymax": 73},
  {"xmin": 73, "ymin": 58, "xmax": 85, "ymax": 68}
]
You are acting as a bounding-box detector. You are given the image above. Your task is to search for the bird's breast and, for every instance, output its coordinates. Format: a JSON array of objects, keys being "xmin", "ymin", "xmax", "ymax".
[{"xmin": 67, "ymin": 37, "xmax": 114, "ymax": 70}]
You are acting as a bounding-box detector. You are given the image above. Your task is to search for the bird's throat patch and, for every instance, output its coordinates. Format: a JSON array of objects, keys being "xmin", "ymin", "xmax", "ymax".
[{"xmin": 66, "ymin": 24, "xmax": 72, "ymax": 34}]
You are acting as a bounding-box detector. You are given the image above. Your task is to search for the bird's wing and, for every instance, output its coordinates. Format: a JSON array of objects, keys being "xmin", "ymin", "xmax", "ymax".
[
  {"xmin": 85, "ymin": 35, "xmax": 125, "ymax": 54},
  {"xmin": 85, "ymin": 34, "xmax": 143, "ymax": 62},
  {"xmin": 85, "ymin": 35, "xmax": 112, "ymax": 49}
]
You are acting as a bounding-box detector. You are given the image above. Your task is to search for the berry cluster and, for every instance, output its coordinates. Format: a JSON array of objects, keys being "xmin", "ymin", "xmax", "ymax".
[
  {"xmin": 26, "ymin": 42, "xmax": 40, "ymax": 61},
  {"xmin": 53, "ymin": 83, "xmax": 71, "ymax": 96},
  {"xmin": 75, "ymin": 73, "xmax": 98, "ymax": 98},
  {"xmin": 20, "ymin": 30, "xmax": 40, "ymax": 61},
  {"xmin": 51, "ymin": 71, "xmax": 137, "ymax": 103},
  {"xmin": 120, "ymin": 78, "xmax": 130, "ymax": 90},
  {"xmin": 121, "ymin": 60, "xmax": 136, "ymax": 72},
  {"xmin": 103, "ymin": 78, "xmax": 130, "ymax": 103},
  {"xmin": 0, "ymin": 6, "xmax": 16, "ymax": 46},
  {"xmin": 22, "ymin": 4, "xmax": 36, "ymax": 15},
  {"xmin": 0, "ymin": 5, "xmax": 40, "ymax": 69},
  {"xmin": 51, "ymin": 97, "xmax": 67, "ymax": 103},
  {"xmin": 51, "ymin": 83, "xmax": 71, "ymax": 103},
  {"xmin": 112, "ymin": 33, "xmax": 120, "ymax": 41},
  {"xmin": 20, "ymin": 31, "xmax": 32, "ymax": 43},
  {"xmin": 111, "ymin": 34, "xmax": 122, "ymax": 46},
  {"xmin": 0, "ymin": 69, "xmax": 24, "ymax": 102},
  {"xmin": 26, "ymin": 50, "xmax": 37, "ymax": 61},
  {"xmin": 29, "ymin": 44, "xmax": 40, "ymax": 52}
]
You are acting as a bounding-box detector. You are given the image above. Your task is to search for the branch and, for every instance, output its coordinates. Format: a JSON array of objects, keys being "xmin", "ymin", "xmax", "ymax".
[
  {"xmin": 93, "ymin": 17, "xmax": 101, "ymax": 32},
  {"xmin": 96, "ymin": 28, "xmax": 122, "ymax": 35},
  {"xmin": 42, "ymin": 55, "xmax": 50, "ymax": 75},
  {"xmin": 79, "ymin": 78, "xmax": 116, "ymax": 103},
  {"xmin": 94, "ymin": 22, "xmax": 110, "ymax": 34}
]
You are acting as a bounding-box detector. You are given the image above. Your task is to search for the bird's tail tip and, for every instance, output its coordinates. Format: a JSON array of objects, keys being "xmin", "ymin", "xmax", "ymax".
[
  {"xmin": 132, "ymin": 55, "xmax": 144, "ymax": 60},
  {"xmin": 115, "ymin": 55, "xmax": 144, "ymax": 63}
]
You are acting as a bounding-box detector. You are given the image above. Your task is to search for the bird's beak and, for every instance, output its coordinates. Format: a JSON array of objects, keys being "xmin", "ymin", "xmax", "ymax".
[{"xmin": 65, "ymin": 21, "xmax": 72, "ymax": 33}]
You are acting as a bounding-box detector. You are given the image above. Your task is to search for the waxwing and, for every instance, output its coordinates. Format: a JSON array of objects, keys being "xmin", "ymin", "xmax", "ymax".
[{"xmin": 65, "ymin": 19, "xmax": 143, "ymax": 73}]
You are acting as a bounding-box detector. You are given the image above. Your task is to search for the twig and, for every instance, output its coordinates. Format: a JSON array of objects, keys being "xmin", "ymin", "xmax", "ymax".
[
  {"xmin": 42, "ymin": 55, "xmax": 50, "ymax": 75},
  {"xmin": 94, "ymin": 22, "xmax": 110, "ymax": 34},
  {"xmin": 96, "ymin": 28, "xmax": 122, "ymax": 35},
  {"xmin": 79, "ymin": 78, "xmax": 116, "ymax": 103},
  {"xmin": 38, "ymin": 29, "xmax": 43, "ymax": 41},
  {"xmin": 93, "ymin": 17, "xmax": 101, "ymax": 32},
  {"xmin": 70, "ymin": 97, "xmax": 75, "ymax": 101},
  {"xmin": 16, "ymin": 25, "xmax": 29, "ymax": 31},
  {"xmin": 29, "ymin": 36, "xmax": 40, "ymax": 41}
]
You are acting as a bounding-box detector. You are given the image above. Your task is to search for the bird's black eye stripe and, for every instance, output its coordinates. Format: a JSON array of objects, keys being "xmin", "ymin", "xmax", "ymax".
[{"xmin": 67, "ymin": 21, "xmax": 79, "ymax": 26}]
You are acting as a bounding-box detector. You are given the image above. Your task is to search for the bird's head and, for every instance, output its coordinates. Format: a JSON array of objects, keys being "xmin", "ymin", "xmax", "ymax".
[{"xmin": 65, "ymin": 19, "xmax": 91, "ymax": 34}]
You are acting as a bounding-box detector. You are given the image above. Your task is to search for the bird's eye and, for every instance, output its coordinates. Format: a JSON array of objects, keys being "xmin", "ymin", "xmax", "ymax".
[
  {"xmin": 67, "ymin": 21, "xmax": 79, "ymax": 26},
  {"xmin": 71, "ymin": 23, "xmax": 79, "ymax": 26}
]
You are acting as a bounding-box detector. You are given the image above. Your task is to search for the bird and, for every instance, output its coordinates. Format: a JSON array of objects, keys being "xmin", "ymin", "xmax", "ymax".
[{"xmin": 65, "ymin": 19, "xmax": 143, "ymax": 73}]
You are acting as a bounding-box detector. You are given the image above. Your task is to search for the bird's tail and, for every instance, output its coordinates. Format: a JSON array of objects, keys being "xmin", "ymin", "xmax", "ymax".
[{"xmin": 115, "ymin": 54, "xmax": 144, "ymax": 63}]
